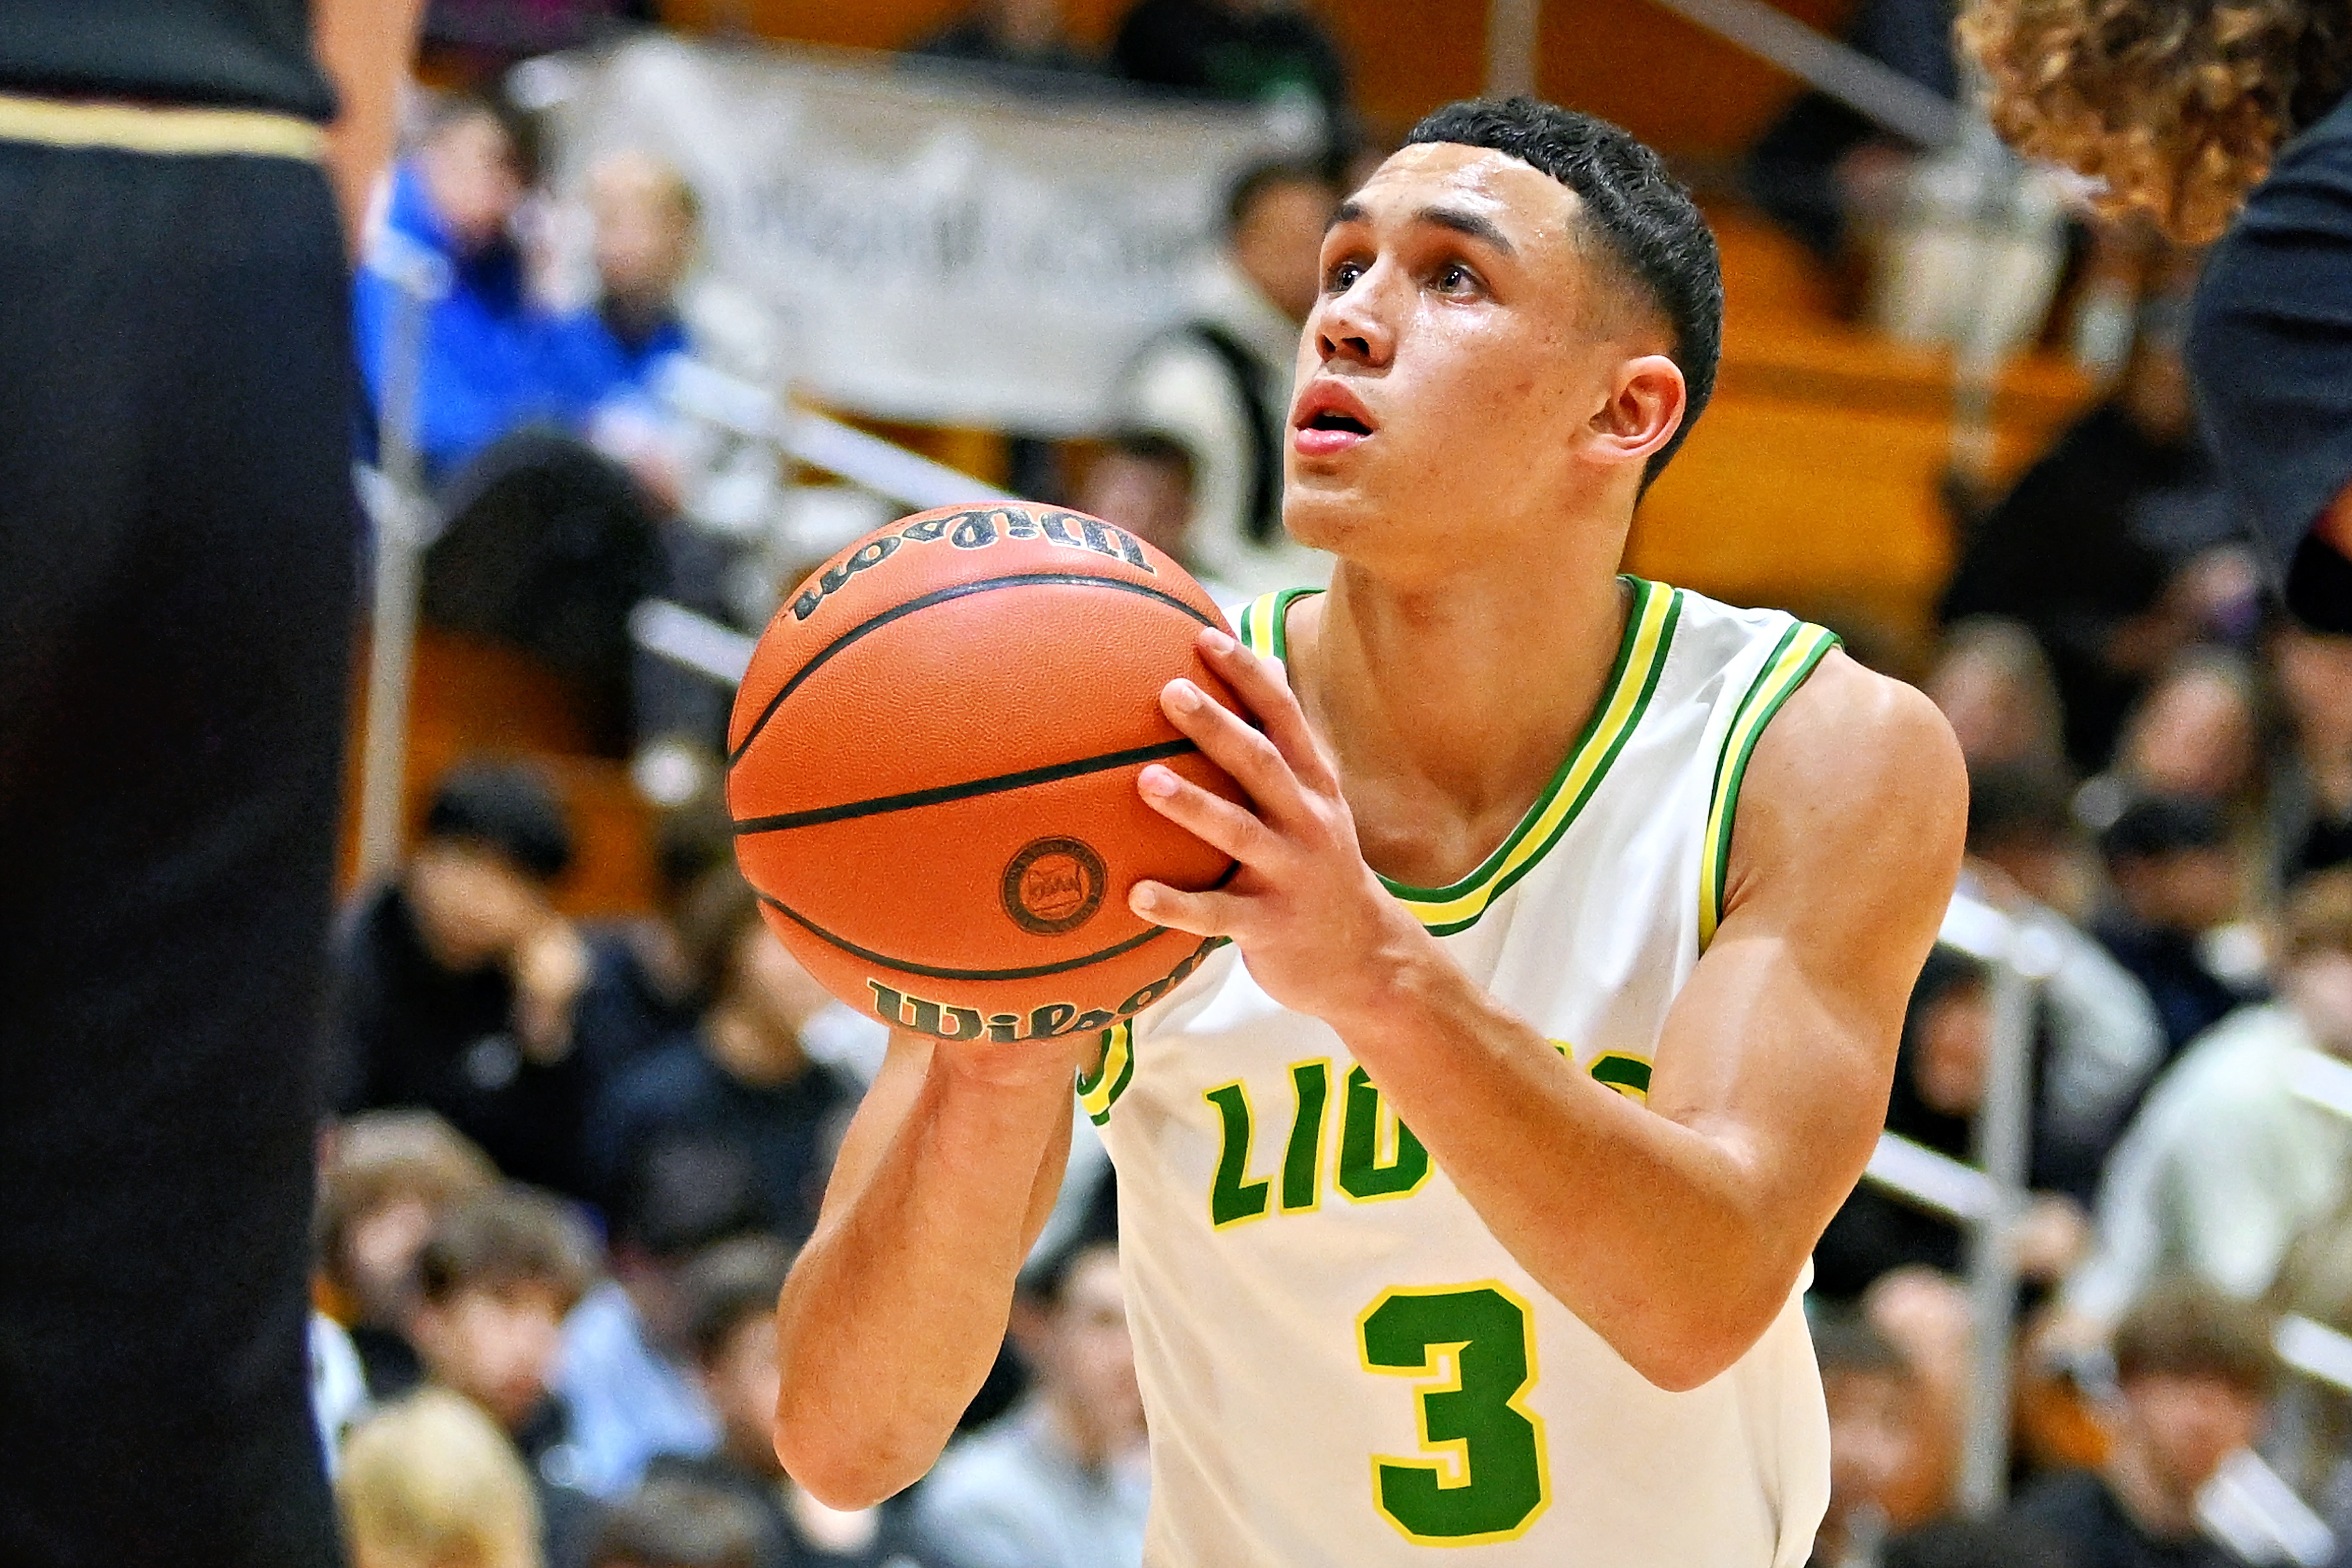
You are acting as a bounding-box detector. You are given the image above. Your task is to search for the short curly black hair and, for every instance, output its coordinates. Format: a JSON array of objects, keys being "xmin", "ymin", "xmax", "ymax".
[{"xmin": 1406, "ymin": 97, "xmax": 1724, "ymax": 488}]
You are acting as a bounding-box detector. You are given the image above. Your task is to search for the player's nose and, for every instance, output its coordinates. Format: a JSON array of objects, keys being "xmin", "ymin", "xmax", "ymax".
[{"xmin": 1315, "ymin": 269, "xmax": 1397, "ymax": 370}]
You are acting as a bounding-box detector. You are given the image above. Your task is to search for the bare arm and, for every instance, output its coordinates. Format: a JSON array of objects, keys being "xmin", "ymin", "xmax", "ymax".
[
  {"xmin": 1133, "ymin": 637, "xmax": 1966, "ymax": 1390},
  {"xmin": 772, "ymin": 1025, "xmax": 1088, "ymax": 1506},
  {"xmin": 311, "ymin": 0, "xmax": 426, "ymax": 249}
]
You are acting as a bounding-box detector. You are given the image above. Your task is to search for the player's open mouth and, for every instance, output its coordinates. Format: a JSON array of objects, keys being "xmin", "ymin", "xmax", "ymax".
[{"xmin": 1291, "ymin": 384, "xmax": 1376, "ymax": 457}]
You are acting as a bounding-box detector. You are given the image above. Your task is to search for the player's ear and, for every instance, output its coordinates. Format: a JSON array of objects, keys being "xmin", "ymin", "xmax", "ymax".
[{"xmin": 1587, "ymin": 353, "xmax": 1686, "ymax": 472}]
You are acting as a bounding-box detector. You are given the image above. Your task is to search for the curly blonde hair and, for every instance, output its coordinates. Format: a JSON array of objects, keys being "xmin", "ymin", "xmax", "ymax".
[{"xmin": 1959, "ymin": 0, "xmax": 2352, "ymax": 242}]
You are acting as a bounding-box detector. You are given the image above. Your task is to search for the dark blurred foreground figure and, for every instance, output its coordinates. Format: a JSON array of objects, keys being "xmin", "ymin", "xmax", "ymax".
[
  {"xmin": 0, "ymin": 1, "xmax": 417, "ymax": 1562},
  {"xmin": 1960, "ymin": 0, "xmax": 2352, "ymax": 631}
]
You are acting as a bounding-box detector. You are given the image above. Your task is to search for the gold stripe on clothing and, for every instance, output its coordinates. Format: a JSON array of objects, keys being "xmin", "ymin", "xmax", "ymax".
[{"xmin": 0, "ymin": 93, "xmax": 323, "ymax": 160}]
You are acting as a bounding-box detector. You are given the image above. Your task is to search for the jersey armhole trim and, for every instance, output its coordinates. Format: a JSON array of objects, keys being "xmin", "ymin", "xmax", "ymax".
[
  {"xmin": 1237, "ymin": 586, "xmax": 1322, "ymax": 661},
  {"xmin": 1698, "ymin": 621, "xmax": 1841, "ymax": 951},
  {"xmin": 1077, "ymin": 1019, "xmax": 1136, "ymax": 1125}
]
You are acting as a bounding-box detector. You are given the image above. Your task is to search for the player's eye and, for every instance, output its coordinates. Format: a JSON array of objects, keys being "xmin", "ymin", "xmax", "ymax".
[
  {"xmin": 1325, "ymin": 259, "xmax": 1367, "ymax": 293},
  {"xmin": 1434, "ymin": 262, "xmax": 1478, "ymax": 294}
]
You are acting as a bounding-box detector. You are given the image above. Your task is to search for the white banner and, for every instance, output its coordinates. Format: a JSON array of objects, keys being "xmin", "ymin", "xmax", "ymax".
[{"xmin": 536, "ymin": 36, "xmax": 1307, "ymax": 432}]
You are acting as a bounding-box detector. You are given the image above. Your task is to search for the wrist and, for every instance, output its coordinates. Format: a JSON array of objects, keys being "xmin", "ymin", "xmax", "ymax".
[{"xmin": 1321, "ymin": 910, "xmax": 1459, "ymax": 1042}]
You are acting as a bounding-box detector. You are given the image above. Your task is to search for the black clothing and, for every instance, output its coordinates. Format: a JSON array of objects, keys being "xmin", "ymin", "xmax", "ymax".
[
  {"xmin": 0, "ymin": 141, "xmax": 353, "ymax": 1566},
  {"xmin": 425, "ymin": 430, "xmax": 670, "ymax": 756},
  {"xmin": 1111, "ymin": 0, "xmax": 1348, "ymax": 128},
  {"xmin": 1740, "ymin": 0, "xmax": 1957, "ymax": 257},
  {"xmin": 331, "ymin": 884, "xmax": 595, "ymax": 1196},
  {"xmin": 643, "ymin": 1452, "xmax": 927, "ymax": 1568},
  {"xmin": 0, "ymin": 0, "xmax": 333, "ymax": 118},
  {"xmin": 2190, "ymin": 88, "xmax": 2352, "ymax": 634},
  {"xmin": 911, "ymin": 15, "xmax": 1096, "ymax": 76},
  {"xmin": 588, "ymin": 1035, "xmax": 856, "ymax": 1243},
  {"xmin": 351, "ymin": 1322, "xmax": 427, "ymax": 1402},
  {"xmin": 2009, "ymin": 1469, "xmax": 2243, "ymax": 1568},
  {"xmin": 573, "ymin": 923, "xmax": 703, "ymax": 1081},
  {"xmin": 2092, "ymin": 916, "xmax": 2259, "ymax": 1062},
  {"xmin": 1941, "ymin": 400, "xmax": 2221, "ymax": 770},
  {"xmin": 514, "ymin": 1398, "xmax": 605, "ymax": 1568}
]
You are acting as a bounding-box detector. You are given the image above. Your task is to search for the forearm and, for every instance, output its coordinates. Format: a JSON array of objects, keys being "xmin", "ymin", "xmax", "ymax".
[
  {"xmin": 311, "ymin": 0, "xmax": 425, "ymax": 250},
  {"xmin": 1339, "ymin": 954, "xmax": 1818, "ymax": 1392},
  {"xmin": 773, "ymin": 1049, "xmax": 1076, "ymax": 1505}
]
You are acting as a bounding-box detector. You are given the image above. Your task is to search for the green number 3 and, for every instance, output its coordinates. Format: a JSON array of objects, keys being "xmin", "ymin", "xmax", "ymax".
[{"xmin": 1357, "ymin": 1283, "xmax": 1551, "ymax": 1546}]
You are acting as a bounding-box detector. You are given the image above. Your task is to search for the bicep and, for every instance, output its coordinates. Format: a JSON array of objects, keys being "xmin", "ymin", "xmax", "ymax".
[{"xmin": 1649, "ymin": 656, "xmax": 1967, "ymax": 1241}]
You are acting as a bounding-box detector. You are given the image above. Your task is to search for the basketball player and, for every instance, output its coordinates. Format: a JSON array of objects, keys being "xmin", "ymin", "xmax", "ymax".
[{"xmin": 772, "ymin": 99, "xmax": 1966, "ymax": 1565}]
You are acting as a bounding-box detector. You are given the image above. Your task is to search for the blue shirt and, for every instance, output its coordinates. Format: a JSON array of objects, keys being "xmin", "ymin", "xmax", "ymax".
[{"xmin": 554, "ymin": 1279, "xmax": 718, "ymax": 1498}]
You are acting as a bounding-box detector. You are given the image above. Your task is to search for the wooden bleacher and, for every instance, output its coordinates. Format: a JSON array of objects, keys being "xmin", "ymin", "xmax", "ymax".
[{"xmin": 1631, "ymin": 210, "xmax": 2096, "ymax": 663}]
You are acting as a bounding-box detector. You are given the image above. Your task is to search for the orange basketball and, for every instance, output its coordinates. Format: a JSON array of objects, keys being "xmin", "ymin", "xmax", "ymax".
[{"xmin": 727, "ymin": 502, "xmax": 1245, "ymax": 1045}]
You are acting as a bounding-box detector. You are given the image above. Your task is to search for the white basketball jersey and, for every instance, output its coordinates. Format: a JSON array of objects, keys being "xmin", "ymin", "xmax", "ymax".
[{"xmin": 1078, "ymin": 578, "xmax": 1842, "ymax": 1567}]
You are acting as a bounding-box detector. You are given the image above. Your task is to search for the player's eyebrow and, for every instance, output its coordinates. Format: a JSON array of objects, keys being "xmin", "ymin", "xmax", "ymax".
[
  {"xmin": 1325, "ymin": 199, "xmax": 1517, "ymax": 258},
  {"xmin": 1414, "ymin": 205, "xmax": 1516, "ymax": 255}
]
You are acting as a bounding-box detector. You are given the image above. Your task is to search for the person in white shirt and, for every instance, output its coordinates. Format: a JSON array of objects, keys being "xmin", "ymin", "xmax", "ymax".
[
  {"xmin": 2064, "ymin": 869, "xmax": 2352, "ymax": 1330},
  {"xmin": 1115, "ymin": 159, "xmax": 1339, "ymax": 601}
]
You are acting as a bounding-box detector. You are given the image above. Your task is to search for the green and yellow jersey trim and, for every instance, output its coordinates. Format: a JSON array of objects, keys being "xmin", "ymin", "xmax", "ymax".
[
  {"xmin": 1696, "ymin": 620, "xmax": 1841, "ymax": 951},
  {"xmin": 1077, "ymin": 1019, "xmax": 1137, "ymax": 1126},
  {"xmin": 1236, "ymin": 577, "xmax": 1682, "ymax": 937}
]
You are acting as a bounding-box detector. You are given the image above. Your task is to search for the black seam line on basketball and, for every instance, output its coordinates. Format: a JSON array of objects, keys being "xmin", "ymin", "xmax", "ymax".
[
  {"xmin": 753, "ymin": 891, "xmax": 1173, "ymax": 981},
  {"xmin": 731, "ymin": 738, "xmax": 1202, "ymax": 836},
  {"xmin": 726, "ymin": 571, "xmax": 1220, "ymax": 767}
]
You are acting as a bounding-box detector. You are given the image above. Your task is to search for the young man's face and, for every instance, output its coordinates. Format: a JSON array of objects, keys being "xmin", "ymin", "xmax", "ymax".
[
  {"xmin": 1284, "ymin": 142, "xmax": 1681, "ymax": 576},
  {"xmin": 2120, "ymin": 1372, "xmax": 2264, "ymax": 1499},
  {"xmin": 412, "ymin": 1282, "xmax": 567, "ymax": 1435},
  {"xmin": 421, "ymin": 113, "xmax": 524, "ymax": 255},
  {"xmin": 1036, "ymin": 1249, "xmax": 1144, "ymax": 1441},
  {"xmin": 701, "ymin": 1312, "xmax": 784, "ymax": 1475}
]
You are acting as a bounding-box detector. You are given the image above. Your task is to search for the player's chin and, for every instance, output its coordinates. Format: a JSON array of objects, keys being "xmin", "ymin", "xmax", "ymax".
[{"xmin": 1279, "ymin": 466, "xmax": 1374, "ymax": 547}]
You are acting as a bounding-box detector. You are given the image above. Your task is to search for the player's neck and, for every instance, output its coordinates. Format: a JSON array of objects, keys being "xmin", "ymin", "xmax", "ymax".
[{"xmin": 1292, "ymin": 554, "xmax": 1633, "ymax": 890}]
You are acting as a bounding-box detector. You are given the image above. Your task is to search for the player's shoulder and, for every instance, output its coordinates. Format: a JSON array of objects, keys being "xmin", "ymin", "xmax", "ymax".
[{"xmin": 1738, "ymin": 648, "xmax": 1967, "ymax": 865}]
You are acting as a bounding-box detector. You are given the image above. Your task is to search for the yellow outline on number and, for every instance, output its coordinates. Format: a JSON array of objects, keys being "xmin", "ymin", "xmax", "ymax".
[{"xmin": 1357, "ymin": 1279, "xmax": 1553, "ymax": 1548}]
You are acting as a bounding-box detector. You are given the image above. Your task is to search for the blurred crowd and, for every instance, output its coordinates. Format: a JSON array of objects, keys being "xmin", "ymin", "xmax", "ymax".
[{"xmin": 315, "ymin": 5, "xmax": 2352, "ymax": 1568}]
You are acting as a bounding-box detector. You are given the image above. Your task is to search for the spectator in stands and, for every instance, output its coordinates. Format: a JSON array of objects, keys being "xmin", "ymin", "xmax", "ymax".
[
  {"xmin": 319, "ymin": 1109, "xmax": 501, "ymax": 1399},
  {"xmin": 587, "ymin": 1477, "xmax": 767, "ymax": 1568},
  {"xmin": 2271, "ymin": 626, "xmax": 2352, "ymax": 882},
  {"xmin": 1112, "ymin": 0, "xmax": 1349, "ymax": 144},
  {"xmin": 911, "ymin": 0, "xmax": 1095, "ymax": 76},
  {"xmin": 410, "ymin": 1188, "xmax": 604, "ymax": 1568},
  {"xmin": 1923, "ymin": 617, "xmax": 2068, "ymax": 772},
  {"xmin": 340, "ymin": 1389, "xmax": 544, "ymax": 1568},
  {"xmin": 356, "ymin": 92, "xmax": 567, "ymax": 482},
  {"xmin": 915, "ymin": 1241, "xmax": 1149, "ymax": 1568},
  {"xmin": 2103, "ymin": 651, "xmax": 2266, "ymax": 821},
  {"xmin": 2010, "ymin": 1280, "xmax": 2276, "ymax": 1568},
  {"xmin": 1814, "ymin": 950, "xmax": 2092, "ymax": 1298},
  {"xmin": 1116, "ymin": 159, "xmax": 1336, "ymax": 601},
  {"xmin": 589, "ymin": 874, "xmax": 860, "ymax": 1244},
  {"xmin": 2066, "ymin": 871, "xmax": 2352, "ymax": 1331},
  {"xmin": 1740, "ymin": 0, "xmax": 1959, "ymax": 262},
  {"xmin": 1963, "ymin": 761, "xmax": 2169, "ymax": 1201},
  {"xmin": 1880, "ymin": 1519, "xmax": 2068, "ymax": 1568},
  {"xmin": 333, "ymin": 761, "xmax": 597, "ymax": 1198},
  {"xmin": 575, "ymin": 804, "xmax": 737, "ymax": 1084},
  {"xmin": 1073, "ymin": 432, "xmax": 1233, "ymax": 597},
  {"xmin": 2093, "ymin": 797, "xmax": 2263, "ymax": 1061},
  {"xmin": 1941, "ymin": 317, "xmax": 2243, "ymax": 773},
  {"xmin": 1812, "ymin": 1311, "xmax": 1946, "ymax": 1567},
  {"xmin": 646, "ymin": 1236, "xmax": 906, "ymax": 1567},
  {"xmin": 557, "ymin": 1141, "xmax": 766, "ymax": 1498},
  {"xmin": 545, "ymin": 153, "xmax": 697, "ymax": 434}
]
